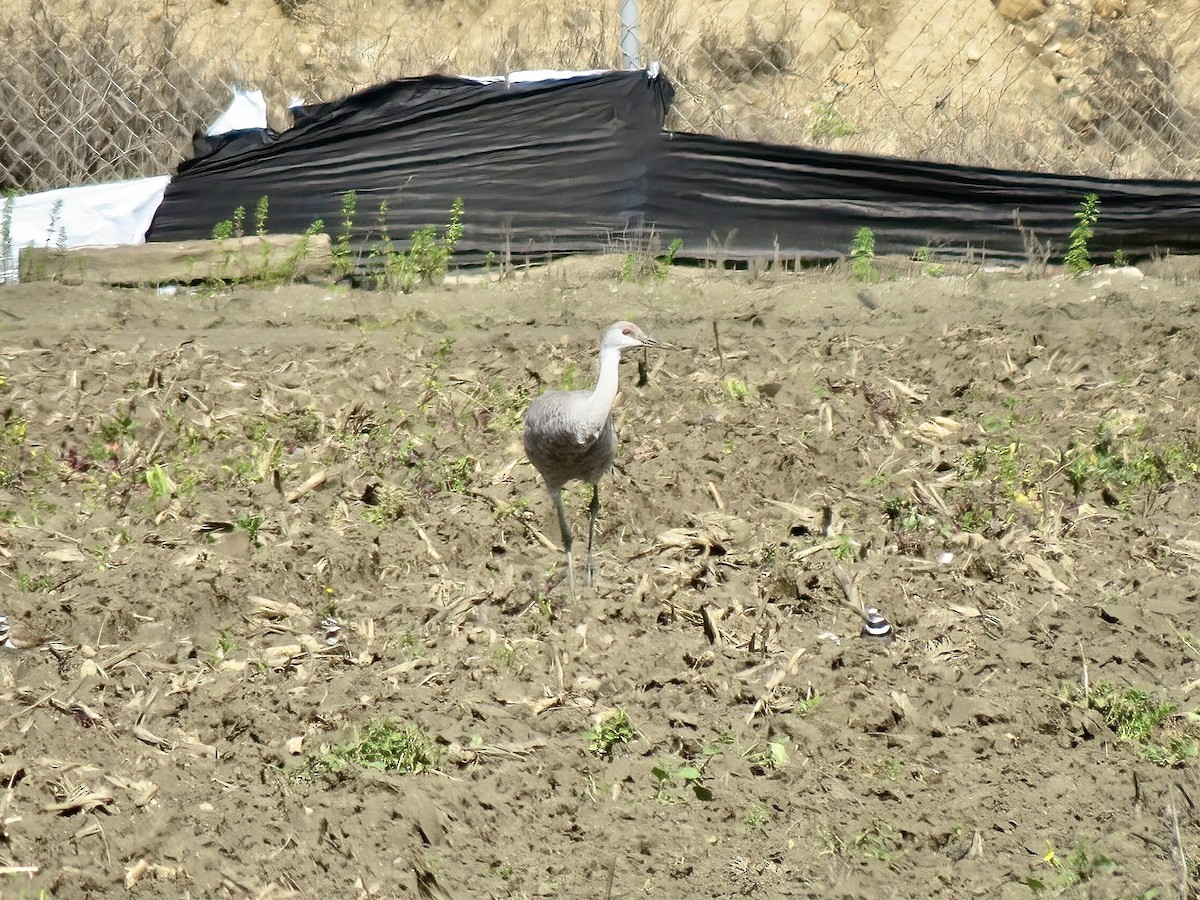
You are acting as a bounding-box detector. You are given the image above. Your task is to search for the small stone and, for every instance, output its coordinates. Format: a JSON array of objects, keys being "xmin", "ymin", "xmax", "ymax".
[{"xmin": 993, "ymin": 0, "xmax": 1047, "ymax": 20}]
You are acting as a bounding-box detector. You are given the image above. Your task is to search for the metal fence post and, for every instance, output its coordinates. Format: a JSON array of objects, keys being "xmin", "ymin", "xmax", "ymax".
[{"xmin": 619, "ymin": 0, "xmax": 641, "ymax": 70}]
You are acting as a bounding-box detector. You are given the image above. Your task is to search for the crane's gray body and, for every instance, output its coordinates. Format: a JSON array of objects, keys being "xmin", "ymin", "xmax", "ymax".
[{"xmin": 522, "ymin": 390, "xmax": 616, "ymax": 490}]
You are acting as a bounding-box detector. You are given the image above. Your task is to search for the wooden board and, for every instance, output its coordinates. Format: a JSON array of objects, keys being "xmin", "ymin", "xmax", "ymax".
[{"xmin": 18, "ymin": 233, "xmax": 334, "ymax": 286}]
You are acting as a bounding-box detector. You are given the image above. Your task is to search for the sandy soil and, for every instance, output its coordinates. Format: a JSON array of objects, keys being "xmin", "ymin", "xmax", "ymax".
[{"xmin": 1, "ymin": 262, "xmax": 1199, "ymax": 899}]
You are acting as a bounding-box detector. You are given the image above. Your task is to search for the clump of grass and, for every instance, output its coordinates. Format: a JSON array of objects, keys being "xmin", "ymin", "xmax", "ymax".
[
  {"xmin": 620, "ymin": 235, "xmax": 683, "ymax": 283},
  {"xmin": 913, "ymin": 245, "xmax": 945, "ymax": 277},
  {"xmin": 723, "ymin": 375, "xmax": 749, "ymax": 401},
  {"xmin": 850, "ymin": 227, "xmax": 878, "ymax": 282},
  {"xmin": 307, "ymin": 721, "xmax": 441, "ymax": 777},
  {"xmin": 1025, "ymin": 839, "xmax": 1118, "ymax": 895},
  {"xmin": 1063, "ymin": 419, "xmax": 1200, "ymax": 509},
  {"xmin": 808, "ymin": 101, "xmax": 859, "ymax": 142},
  {"xmin": 586, "ymin": 707, "xmax": 635, "ymax": 757},
  {"xmin": 1062, "ymin": 681, "xmax": 1199, "ymax": 766},
  {"xmin": 1064, "ymin": 192, "xmax": 1100, "ymax": 275},
  {"xmin": 820, "ymin": 820, "xmax": 899, "ymax": 862}
]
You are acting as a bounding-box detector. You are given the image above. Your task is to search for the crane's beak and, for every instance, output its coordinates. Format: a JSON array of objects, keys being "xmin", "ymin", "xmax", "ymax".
[{"xmin": 639, "ymin": 335, "xmax": 677, "ymax": 351}]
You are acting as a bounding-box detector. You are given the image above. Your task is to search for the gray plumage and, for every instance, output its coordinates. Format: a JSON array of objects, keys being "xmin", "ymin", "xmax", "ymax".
[{"xmin": 523, "ymin": 321, "xmax": 672, "ymax": 598}]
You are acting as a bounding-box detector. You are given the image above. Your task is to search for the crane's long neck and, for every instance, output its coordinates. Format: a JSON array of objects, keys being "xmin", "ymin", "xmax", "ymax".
[{"xmin": 583, "ymin": 344, "xmax": 623, "ymax": 425}]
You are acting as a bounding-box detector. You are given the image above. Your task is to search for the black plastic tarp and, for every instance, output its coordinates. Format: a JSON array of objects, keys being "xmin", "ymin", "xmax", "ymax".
[
  {"xmin": 646, "ymin": 132, "xmax": 1200, "ymax": 263},
  {"xmin": 147, "ymin": 71, "xmax": 674, "ymax": 262},
  {"xmin": 147, "ymin": 69, "xmax": 1200, "ymax": 265}
]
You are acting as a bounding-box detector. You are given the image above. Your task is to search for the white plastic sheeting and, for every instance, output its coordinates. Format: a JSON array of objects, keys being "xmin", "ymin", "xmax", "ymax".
[{"xmin": 3, "ymin": 87, "xmax": 269, "ymax": 282}]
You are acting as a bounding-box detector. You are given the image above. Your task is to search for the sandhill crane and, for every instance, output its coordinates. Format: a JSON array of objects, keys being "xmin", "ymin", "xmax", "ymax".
[{"xmin": 523, "ymin": 321, "xmax": 673, "ymax": 598}]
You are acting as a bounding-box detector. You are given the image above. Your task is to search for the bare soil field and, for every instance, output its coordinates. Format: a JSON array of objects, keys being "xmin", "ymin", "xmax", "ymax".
[{"xmin": 1, "ymin": 262, "xmax": 1199, "ymax": 899}]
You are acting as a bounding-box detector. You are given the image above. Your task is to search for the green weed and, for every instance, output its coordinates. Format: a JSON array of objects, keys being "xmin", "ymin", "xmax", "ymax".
[
  {"xmin": 651, "ymin": 760, "xmax": 713, "ymax": 802},
  {"xmin": 586, "ymin": 708, "xmax": 635, "ymax": 757},
  {"xmin": 741, "ymin": 805, "xmax": 769, "ymax": 830},
  {"xmin": 1064, "ymin": 193, "xmax": 1100, "ymax": 275},
  {"xmin": 333, "ymin": 189, "xmax": 357, "ymax": 278},
  {"xmin": 144, "ymin": 464, "xmax": 173, "ymax": 499},
  {"xmin": 850, "ymin": 227, "xmax": 878, "ymax": 283},
  {"xmin": 372, "ymin": 198, "xmax": 464, "ymax": 293},
  {"xmin": 808, "ymin": 101, "xmax": 859, "ymax": 142},
  {"xmin": 1025, "ymin": 839, "xmax": 1117, "ymax": 895},
  {"xmin": 620, "ymin": 235, "xmax": 683, "ymax": 283},
  {"xmin": 306, "ymin": 721, "xmax": 440, "ymax": 777},
  {"xmin": 723, "ymin": 376, "xmax": 749, "ymax": 401},
  {"xmin": 743, "ymin": 738, "xmax": 789, "ymax": 772},
  {"xmin": 99, "ymin": 411, "xmax": 136, "ymax": 444},
  {"xmin": 1063, "ymin": 420, "xmax": 1200, "ymax": 507},
  {"xmin": 14, "ymin": 568, "xmax": 54, "ymax": 592},
  {"xmin": 1062, "ymin": 681, "xmax": 1199, "ymax": 766},
  {"xmin": 212, "ymin": 204, "xmax": 245, "ymax": 241},
  {"xmin": 234, "ymin": 512, "xmax": 264, "ymax": 543},
  {"xmin": 913, "ymin": 245, "xmax": 945, "ymax": 277},
  {"xmin": 820, "ymin": 821, "xmax": 899, "ymax": 862},
  {"xmin": 794, "ymin": 692, "xmax": 823, "ymax": 717}
]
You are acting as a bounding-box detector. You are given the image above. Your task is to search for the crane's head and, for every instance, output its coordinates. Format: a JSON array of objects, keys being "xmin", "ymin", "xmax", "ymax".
[{"xmin": 602, "ymin": 321, "xmax": 674, "ymax": 353}]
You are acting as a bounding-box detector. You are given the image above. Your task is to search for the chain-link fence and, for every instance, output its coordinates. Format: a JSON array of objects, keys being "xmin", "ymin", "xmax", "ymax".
[{"xmin": 2, "ymin": 0, "xmax": 1197, "ymax": 193}]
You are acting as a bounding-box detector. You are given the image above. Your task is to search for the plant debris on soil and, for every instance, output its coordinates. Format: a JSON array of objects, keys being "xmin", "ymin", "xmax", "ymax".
[{"xmin": 1, "ymin": 260, "xmax": 1199, "ymax": 899}]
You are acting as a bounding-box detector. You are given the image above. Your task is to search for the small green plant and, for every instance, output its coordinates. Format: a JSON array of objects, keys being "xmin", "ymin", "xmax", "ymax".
[
  {"xmin": 743, "ymin": 738, "xmax": 789, "ymax": 772},
  {"xmin": 371, "ymin": 198, "xmax": 464, "ymax": 293},
  {"xmin": 408, "ymin": 196, "xmax": 464, "ymax": 285},
  {"xmin": 619, "ymin": 234, "xmax": 682, "ymax": 283},
  {"xmin": 254, "ymin": 195, "xmax": 270, "ymax": 238},
  {"xmin": 913, "ymin": 246, "xmax": 945, "ymax": 277},
  {"xmin": 651, "ymin": 760, "xmax": 713, "ymax": 802},
  {"xmin": 587, "ymin": 707, "xmax": 635, "ymax": 757},
  {"xmin": 808, "ymin": 101, "xmax": 859, "ymax": 142},
  {"xmin": 308, "ymin": 721, "xmax": 440, "ymax": 777},
  {"xmin": 742, "ymin": 805, "xmax": 769, "ymax": 830},
  {"xmin": 47, "ymin": 198, "xmax": 65, "ymax": 251},
  {"xmin": 1062, "ymin": 681, "xmax": 1199, "ymax": 766},
  {"xmin": 820, "ymin": 821, "xmax": 899, "ymax": 862},
  {"xmin": 1112, "ymin": 248, "xmax": 1128, "ymax": 267},
  {"xmin": 144, "ymin": 464, "xmax": 174, "ymax": 499},
  {"xmin": 212, "ymin": 204, "xmax": 246, "ymax": 241},
  {"xmin": 14, "ymin": 569, "xmax": 54, "ymax": 592},
  {"xmin": 437, "ymin": 455, "xmax": 475, "ymax": 494},
  {"xmin": 233, "ymin": 512, "xmax": 264, "ymax": 543},
  {"xmin": 1064, "ymin": 193, "xmax": 1100, "ymax": 275},
  {"xmin": 100, "ymin": 411, "xmax": 136, "ymax": 444},
  {"xmin": 850, "ymin": 227, "xmax": 878, "ymax": 282},
  {"xmin": 1025, "ymin": 839, "xmax": 1117, "ymax": 895},
  {"xmin": 334, "ymin": 189, "xmax": 357, "ymax": 278},
  {"xmin": 794, "ymin": 692, "xmax": 823, "ymax": 716},
  {"xmin": 1062, "ymin": 420, "xmax": 1200, "ymax": 509},
  {"xmin": 723, "ymin": 376, "xmax": 749, "ymax": 401},
  {"xmin": 830, "ymin": 534, "xmax": 856, "ymax": 560},
  {"xmin": 210, "ymin": 627, "xmax": 237, "ymax": 664}
]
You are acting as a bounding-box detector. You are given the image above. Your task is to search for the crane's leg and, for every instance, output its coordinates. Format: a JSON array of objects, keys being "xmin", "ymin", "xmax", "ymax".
[
  {"xmin": 550, "ymin": 486, "xmax": 577, "ymax": 600},
  {"xmin": 585, "ymin": 482, "xmax": 600, "ymax": 587}
]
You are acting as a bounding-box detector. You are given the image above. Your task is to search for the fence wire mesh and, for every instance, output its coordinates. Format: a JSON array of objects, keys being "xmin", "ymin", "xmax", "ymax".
[{"xmin": 1, "ymin": 0, "xmax": 1197, "ymax": 193}]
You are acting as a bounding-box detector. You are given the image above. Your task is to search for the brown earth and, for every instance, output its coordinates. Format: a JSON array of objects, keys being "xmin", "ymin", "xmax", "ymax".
[{"xmin": 1, "ymin": 261, "xmax": 1200, "ymax": 899}]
